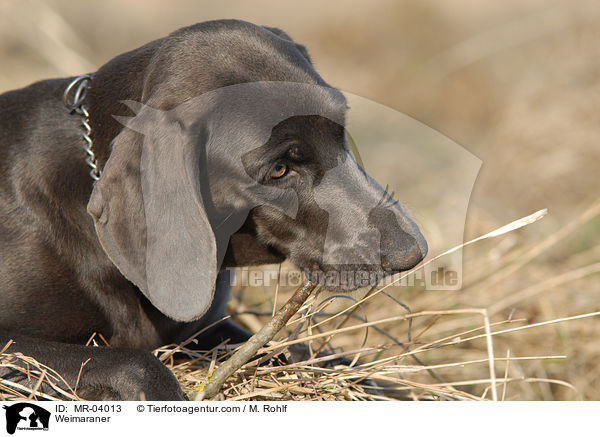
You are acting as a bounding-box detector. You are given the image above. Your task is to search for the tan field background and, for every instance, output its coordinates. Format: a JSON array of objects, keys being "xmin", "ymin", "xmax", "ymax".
[{"xmin": 1, "ymin": 0, "xmax": 599, "ymax": 400}]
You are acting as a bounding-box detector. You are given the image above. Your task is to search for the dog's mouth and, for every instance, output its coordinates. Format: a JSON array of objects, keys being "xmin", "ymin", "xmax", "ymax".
[
  {"xmin": 302, "ymin": 263, "xmax": 402, "ymax": 292},
  {"xmin": 290, "ymin": 240, "xmax": 427, "ymax": 292}
]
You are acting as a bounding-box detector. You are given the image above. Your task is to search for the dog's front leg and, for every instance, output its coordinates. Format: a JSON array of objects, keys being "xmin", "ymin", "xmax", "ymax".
[{"xmin": 0, "ymin": 329, "xmax": 185, "ymax": 400}]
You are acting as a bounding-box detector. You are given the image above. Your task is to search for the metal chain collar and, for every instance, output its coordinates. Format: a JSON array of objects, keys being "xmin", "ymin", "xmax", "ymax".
[{"xmin": 63, "ymin": 74, "xmax": 101, "ymax": 181}]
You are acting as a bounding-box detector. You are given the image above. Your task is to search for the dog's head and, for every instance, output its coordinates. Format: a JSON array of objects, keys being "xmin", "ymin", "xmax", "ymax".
[
  {"xmin": 239, "ymin": 114, "xmax": 427, "ymax": 291},
  {"xmin": 87, "ymin": 21, "xmax": 426, "ymax": 322}
]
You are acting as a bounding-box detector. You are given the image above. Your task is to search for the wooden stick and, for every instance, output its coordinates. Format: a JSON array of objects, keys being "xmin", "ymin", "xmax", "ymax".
[{"xmin": 193, "ymin": 280, "xmax": 317, "ymax": 400}]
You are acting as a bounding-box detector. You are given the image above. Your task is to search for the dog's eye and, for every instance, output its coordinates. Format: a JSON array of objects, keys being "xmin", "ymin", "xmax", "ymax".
[{"xmin": 270, "ymin": 162, "xmax": 288, "ymax": 179}]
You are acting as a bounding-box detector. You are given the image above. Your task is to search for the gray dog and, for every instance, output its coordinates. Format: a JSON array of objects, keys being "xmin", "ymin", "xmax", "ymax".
[{"xmin": 0, "ymin": 20, "xmax": 426, "ymax": 400}]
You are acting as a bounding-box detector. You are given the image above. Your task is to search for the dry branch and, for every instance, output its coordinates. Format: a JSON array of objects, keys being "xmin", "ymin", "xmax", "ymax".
[{"xmin": 193, "ymin": 280, "xmax": 317, "ymax": 400}]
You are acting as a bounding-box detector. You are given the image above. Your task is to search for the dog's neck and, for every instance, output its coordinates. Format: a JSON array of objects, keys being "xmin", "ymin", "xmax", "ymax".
[{"xmin": 86, "ymin": 42, "xmax": 157, "ymax": 170}]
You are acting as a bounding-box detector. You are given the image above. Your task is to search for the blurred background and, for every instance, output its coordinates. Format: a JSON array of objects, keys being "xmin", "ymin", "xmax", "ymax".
[{"xmin": 1, "ymin": 0, "xmax": 598, "ymax": 400}]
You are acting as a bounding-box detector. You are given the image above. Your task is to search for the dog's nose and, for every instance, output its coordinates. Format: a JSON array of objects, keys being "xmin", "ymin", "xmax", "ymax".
[
  {"xmin": 368, "ymin": 203, "xmax": 428, "ymax": 272},
  {"xmin": 381, "ymin": 241, "xmax": 426, "ymax": 271}
]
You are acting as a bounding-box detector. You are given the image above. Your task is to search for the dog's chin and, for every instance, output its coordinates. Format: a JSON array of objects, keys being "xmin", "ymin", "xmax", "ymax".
[{"xmin": 303, "ymin": 265, "xmax": 395, "ymax": 292}]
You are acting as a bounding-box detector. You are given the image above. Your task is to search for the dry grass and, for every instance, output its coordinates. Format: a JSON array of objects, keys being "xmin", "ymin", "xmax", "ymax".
[
  {"xmin": 2, "ymin": 298, "xmax": 592, "ymax": 401},
  {"xmin": 0, "ymin": 341, "xmax": 81, "ymax": 401},
  {"xmin": 3, "ymin": 208, "xmax": 598, "ymax": 401},
  {"xmin": 168, "ymin": 207, "xmax": 597, "ymax": 401}
]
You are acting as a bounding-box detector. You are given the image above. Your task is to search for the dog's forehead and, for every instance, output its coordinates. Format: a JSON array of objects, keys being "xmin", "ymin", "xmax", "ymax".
[
  {"xmin": 120, "ymin": 82, "xmax": 349, "ymax": 192},
  {"xmin": 262, "ymin": 115, "xmax": 347, "ymax": 155},
  {"xmin": 124, "ymin": 82, "xmax": 346, "ymax": 147},
  {"xmin": 183, "ymin": 82, "xmax": 345, "ymax": 143}
]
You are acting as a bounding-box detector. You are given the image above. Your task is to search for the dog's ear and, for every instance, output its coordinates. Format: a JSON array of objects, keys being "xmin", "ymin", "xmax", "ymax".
[{"xmin": 87, "ymin": 105, "xmax": 217, "ymax": 322}]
